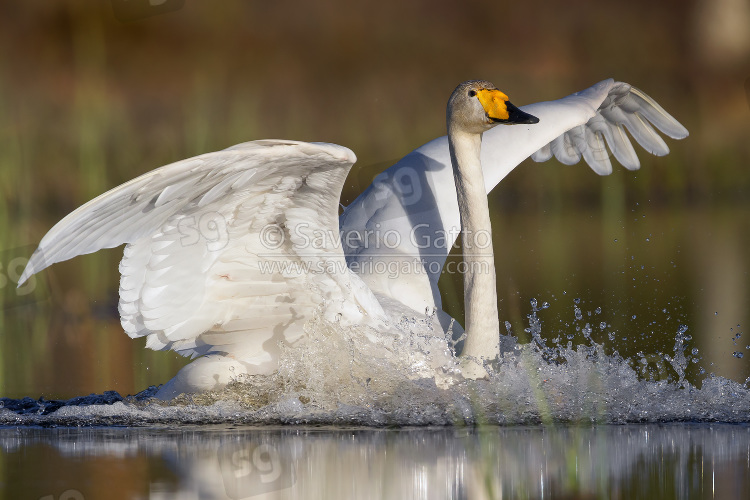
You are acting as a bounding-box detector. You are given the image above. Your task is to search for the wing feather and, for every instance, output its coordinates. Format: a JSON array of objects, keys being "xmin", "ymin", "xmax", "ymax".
[
  {"xmin": 341, "ymin": 79, "xmax": 688, "ymax": 313},
  {"xmin": 540, "ymin": 82, "xmax": 688, "ymax": 173},
  {"xmin": 22, "ymin": 140, "xmax": 382, "ymax": 369}
]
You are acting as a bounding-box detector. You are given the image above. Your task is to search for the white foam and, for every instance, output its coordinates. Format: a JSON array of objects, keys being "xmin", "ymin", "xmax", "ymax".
[{"xmin": 2, "ymin": 301, "xmax": 748, "ymax": 426}]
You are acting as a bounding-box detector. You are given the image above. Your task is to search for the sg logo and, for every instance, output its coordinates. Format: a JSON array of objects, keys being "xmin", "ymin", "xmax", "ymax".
[
  {"xmin": 0, "ymin": 246, "xmax": 48, "ymax": 309},
  {"xmin": 219, "ymin": 442, "xmax": 296, "ymax": 499}
]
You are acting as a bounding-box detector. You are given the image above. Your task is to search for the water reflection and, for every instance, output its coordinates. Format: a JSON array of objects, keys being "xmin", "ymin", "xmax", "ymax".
[{"xmin": 2, "ymin": 424, "xmax": 749, "ymax": 499}]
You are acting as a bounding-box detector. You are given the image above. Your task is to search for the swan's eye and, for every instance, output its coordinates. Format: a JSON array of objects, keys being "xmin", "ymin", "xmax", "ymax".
[{"xmin": 468, "ymin": 90, "xmax": 477, "ymax": 97}]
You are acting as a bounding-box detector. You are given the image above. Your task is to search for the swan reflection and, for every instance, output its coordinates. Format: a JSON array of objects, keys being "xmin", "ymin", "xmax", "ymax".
[{"xmin": 2, "ymin": 424, "xmax": 749, "ymax": 499}]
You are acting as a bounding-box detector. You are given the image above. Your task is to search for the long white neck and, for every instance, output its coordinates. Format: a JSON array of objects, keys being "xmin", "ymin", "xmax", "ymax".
[{"xmin": 448, "ymin": 127, "xmax": 500, "ymax": 362}]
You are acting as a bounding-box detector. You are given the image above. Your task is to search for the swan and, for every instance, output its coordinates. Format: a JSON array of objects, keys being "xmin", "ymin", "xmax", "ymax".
[{"xmin": 18, "ymin": 79, "xmax": 688, "ymax": 398}]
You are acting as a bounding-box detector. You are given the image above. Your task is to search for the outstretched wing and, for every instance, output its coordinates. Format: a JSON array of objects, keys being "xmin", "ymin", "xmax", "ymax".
[
  {"xmin": 21, "ymin": 140, "xmax": 382, "ymax": 371},
  {"xmin": 530, "ymin": 81, "xmax": 689, "ymax": 174},
  {"xmin": 340, "ymin": 79, "xmax": 688, "ymax": 312}
]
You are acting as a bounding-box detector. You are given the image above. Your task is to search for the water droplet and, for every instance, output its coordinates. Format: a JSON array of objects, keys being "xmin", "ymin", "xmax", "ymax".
[
  {"xmin": 732, "ymin": 351, "xmax": 744, "ymax": 359},
  {"xmin": 691, "ymin": 348, "xmax": 699, "ymax": 356},
  {"xmin": 582, "ymin": 323, "xmax": 592, "ymax": 338},
  {"xmin": 574, "ymin": 307, "xmax": 583, "ymax": 321}
]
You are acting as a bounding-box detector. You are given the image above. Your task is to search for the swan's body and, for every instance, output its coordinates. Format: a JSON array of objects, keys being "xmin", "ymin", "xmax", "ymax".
[{"xmin": 18, "ymin": 79, "xmax": 688, "ymax": 398}]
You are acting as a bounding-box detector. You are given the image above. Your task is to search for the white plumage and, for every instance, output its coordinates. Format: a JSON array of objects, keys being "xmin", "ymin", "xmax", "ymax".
[
  {"xmin": 19, "ymin": 80, "xmax": 688, "ymax": 398},
  {"xmin": 341, "ymin": 80, "xmax": 688, "ymax": 318}
]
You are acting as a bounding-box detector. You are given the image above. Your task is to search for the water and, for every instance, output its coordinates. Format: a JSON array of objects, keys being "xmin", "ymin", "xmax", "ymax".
[
  {"xmin": 2, "ymin": 299, "xmax": 749, "ymax": 427},
  {"xmin": 4, "ymin": 299, "xmax": 750, "ymax": 498},
  {"xmin": 2, "ymin": 424, "xmax": 749, "ymax": 499},
  {"xmin": 3, "ymin": 264, "xmax": 750, "ymax": 498},
  {"xmin": 3, "ymin": 198, "xmax": 750, "ymax": 496}
]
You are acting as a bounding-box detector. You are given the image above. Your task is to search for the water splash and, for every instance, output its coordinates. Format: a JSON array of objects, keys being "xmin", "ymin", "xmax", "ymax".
[{"xmin": 1, "ymin": 299, "xmax": 748, "ymax": 427}]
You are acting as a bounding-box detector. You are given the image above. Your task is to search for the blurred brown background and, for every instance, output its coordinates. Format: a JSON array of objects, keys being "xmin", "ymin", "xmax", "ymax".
[{"xmin": 0, "ymin": 0, "xmax": 748, "ymax": 398}]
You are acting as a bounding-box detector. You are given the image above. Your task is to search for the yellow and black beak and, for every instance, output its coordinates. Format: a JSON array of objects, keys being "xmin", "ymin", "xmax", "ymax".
[{"xmin": 476, "ymin": 88, "xmax": 539, "ymax": 125}]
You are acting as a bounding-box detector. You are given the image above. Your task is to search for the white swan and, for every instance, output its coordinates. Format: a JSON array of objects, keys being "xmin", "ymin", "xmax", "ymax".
[{"xmin": 18, "ymin": 79, "xmax": 687, "ymax": 398}]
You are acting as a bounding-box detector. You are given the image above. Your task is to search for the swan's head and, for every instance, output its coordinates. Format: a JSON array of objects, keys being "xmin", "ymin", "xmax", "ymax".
[{"xmin": 447, "ymin": 80, "xmax": 539, "ymax": 135}]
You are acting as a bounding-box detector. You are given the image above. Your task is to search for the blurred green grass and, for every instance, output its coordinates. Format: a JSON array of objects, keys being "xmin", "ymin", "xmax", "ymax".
[{"xmin": 0, "ymin": 0, "xmax": 748, "ymax": 397}]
